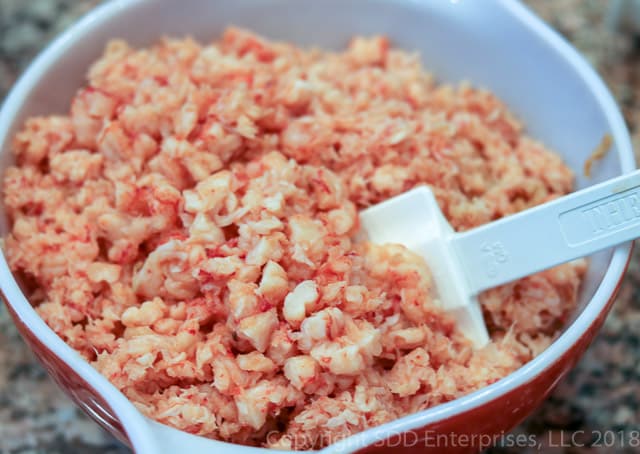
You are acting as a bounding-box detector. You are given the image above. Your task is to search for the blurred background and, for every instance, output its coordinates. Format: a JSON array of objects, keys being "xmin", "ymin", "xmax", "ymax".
[{"xmin": 0, "ymin": 1, "xmax": 639, "ymax": 453}]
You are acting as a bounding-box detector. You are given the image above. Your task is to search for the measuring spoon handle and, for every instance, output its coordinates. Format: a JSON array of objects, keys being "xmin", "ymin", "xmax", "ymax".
[{"xmin": 451, "ymin": 170, "xmax": 640, "ymax": 294}]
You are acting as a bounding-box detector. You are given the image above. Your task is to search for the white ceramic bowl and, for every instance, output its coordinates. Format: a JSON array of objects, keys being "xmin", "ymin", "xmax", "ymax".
[{"xmin": 0, "ymin": 0, "xmax": 634, "ymax": 452}]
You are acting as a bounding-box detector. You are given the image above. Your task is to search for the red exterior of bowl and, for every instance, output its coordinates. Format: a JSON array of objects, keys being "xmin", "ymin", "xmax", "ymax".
[{"xmin": 1, "ymin": 291, "xmax": 131, "ymax": 447}]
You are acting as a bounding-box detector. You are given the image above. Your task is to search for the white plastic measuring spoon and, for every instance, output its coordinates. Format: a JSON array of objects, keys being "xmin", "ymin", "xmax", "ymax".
[{"xmin": 360, "ymin": 169, "xmax": 640, "ymax": 348}]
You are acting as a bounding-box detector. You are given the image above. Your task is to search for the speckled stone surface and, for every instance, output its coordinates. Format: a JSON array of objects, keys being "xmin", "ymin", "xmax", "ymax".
[{"xmin": 0, "ymin": 1, "xmax": 639, "ymax": 453}]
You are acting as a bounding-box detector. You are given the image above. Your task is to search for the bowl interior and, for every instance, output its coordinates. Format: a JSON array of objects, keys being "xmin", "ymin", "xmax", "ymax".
[{"xmin": 0, "ymin": 0, "xmax": 633, "ymax": 450}]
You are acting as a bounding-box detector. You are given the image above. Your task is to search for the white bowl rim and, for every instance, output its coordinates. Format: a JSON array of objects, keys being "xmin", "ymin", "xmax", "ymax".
[{"xmin": 0, "ymin": 0, "xmax": 634, "ymax": 453}]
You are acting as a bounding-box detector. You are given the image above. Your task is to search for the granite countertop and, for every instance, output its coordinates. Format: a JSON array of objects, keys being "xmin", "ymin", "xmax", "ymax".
[{"xmin": 0, "ymin": 1, "xmax": 639, "ymax": 453}]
